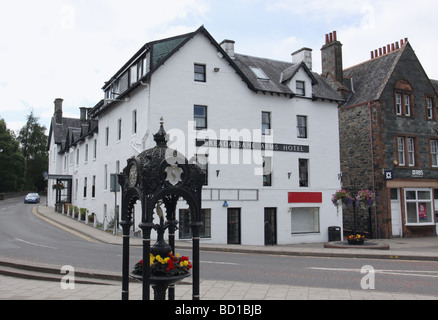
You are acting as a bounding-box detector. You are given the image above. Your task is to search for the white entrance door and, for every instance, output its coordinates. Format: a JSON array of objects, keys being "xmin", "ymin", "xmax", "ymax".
[{"xmin": 391, "ymin": 188, "xmax": 402, "ymax": 237}]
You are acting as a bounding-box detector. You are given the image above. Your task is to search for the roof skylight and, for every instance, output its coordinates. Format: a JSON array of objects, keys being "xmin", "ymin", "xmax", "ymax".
[{"xmin": 250, "ymin": 66, "xmax": 270, "ymax": 81}]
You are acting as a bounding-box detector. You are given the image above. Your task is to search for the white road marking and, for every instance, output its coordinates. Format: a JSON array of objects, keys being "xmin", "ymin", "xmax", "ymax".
[
  {"xmin": 201, "ymin": 261, "xmax": 240, "ymax": 266},
  {"xmin": 15, "ymin": 237, "xmax": 58, "ymax": 250},
  {"xmin": 309, "ymin": 267, "xmax": 438, "ymax": 278}
]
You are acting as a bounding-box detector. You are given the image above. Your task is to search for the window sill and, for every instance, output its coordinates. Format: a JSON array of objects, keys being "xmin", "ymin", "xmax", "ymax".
[{"xmin": 291, "ymin": 232, "xmax": 321, "ymax": 236}]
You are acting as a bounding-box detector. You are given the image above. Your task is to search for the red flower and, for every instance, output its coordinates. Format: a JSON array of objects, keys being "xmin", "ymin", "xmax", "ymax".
[{"xmin": 166, "ymin": 259, "xmax": 175, "ymax": 272}]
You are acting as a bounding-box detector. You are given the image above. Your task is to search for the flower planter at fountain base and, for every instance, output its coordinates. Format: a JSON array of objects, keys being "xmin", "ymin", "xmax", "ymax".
[
  {"xmin": 130, "ymin": 272, "xmax": 190, "ymax": 300},
  {"xmin": 324, "ymin": 241, "xmax": 390, "ymax": 250},
  {"xmin": 347, "ymin": 239, "xmax": 365, "ymax": 245}
]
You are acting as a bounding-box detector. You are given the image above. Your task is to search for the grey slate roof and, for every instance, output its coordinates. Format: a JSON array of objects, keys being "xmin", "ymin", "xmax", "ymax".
[
  {"xmin": 47, "ymin": 117, "xmax": 98, "ymax": 153},
  {"xmin": 312, "ymin": 72, "xmax": 346, "ymax": 102},
  {"xmin": 91, "ymin": 26, "xmax": 344, "ymax": 119},
  {"xmin": 343, "ymin": 46, "xmax": 403, "ymax": 106},
  {"xmin": 431, "ymin": 79, "xmax": 438, "ymax": 95},
  {"xmin": 234, "ymin": 53, "xmax": 343, "ymax": 101},
  {"xmin": 49, "ymin": 118, "xmax": 81, "ymax": 145},
  {"xmin": 233, "ymin": 54, "xmax": 293, "ymax": 95},
  {"xmin": 343, "ymin": 43, "xmax": 438, "ymax": 107}
]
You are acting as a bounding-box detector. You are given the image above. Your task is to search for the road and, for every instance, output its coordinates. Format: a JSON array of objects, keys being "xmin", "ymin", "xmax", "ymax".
[{"xmin": 1, "ymin": 196, "xmax": 438, "ymax": 296}]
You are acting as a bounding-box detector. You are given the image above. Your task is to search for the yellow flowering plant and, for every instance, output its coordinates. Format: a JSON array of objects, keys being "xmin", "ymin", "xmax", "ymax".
[
  {"xmin": 133, "ymin": 252, "xmax": 192, "ymax": 277},
  {"xmin": 347, "ymin": 234, "xmax": 365, "ymax": 244}
]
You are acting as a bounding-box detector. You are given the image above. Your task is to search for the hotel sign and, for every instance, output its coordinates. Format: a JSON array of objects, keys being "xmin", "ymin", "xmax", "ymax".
[{"xmin": 196, "ymin": 139, "xmax": 309, "ymax": 153}]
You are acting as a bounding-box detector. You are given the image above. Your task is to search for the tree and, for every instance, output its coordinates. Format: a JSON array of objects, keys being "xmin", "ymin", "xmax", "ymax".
[
  {"xmin": 17, "ymin": 111, "xmax": 48, "ymax": 191},
  {"xmin": 0, "ymin": 119, "xmax": 25, "ymax": 192}
]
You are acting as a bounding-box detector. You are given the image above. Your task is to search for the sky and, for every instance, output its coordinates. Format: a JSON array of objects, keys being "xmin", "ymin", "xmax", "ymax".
[{"xmin": 1, "ymin": 0, "xmax": 438, "ymax": 134}]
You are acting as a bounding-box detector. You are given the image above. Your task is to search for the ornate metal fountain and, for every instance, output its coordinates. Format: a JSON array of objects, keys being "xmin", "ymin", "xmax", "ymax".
[{"xmin": 118, "ymin": 118, "xmax": 205, "ymax": 300}]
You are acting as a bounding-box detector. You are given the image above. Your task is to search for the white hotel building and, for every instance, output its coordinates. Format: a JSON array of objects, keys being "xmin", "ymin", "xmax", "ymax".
[{"xmin": 47, "ymin": 26, "xmax": 344, "ymax": 245}]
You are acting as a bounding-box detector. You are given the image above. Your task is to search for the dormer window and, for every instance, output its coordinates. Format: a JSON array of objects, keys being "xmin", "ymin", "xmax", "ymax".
[
  {"xmin": 130, "ymin": 64, "xmax": 138, "ymax": 85},
  {"xmin": 296, "ymin": 81, "xmax": 305, "ymax": 96},
  {"xmin": 250, "ymin": 67, "xmax": 269, "ymax": 81}
]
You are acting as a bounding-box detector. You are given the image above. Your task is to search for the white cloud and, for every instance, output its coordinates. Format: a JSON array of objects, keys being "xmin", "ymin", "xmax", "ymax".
[
  {"xmin": 0, "ymin": 0, "xmax": 210, "ymax": 131},
  {"xmin": 264, "ymin": 0, "xmax": 438, "ymax": 78},
  {"xmin": 337, "ymin": 1, "xmax": 438, "ymax": 78},
  {"xmin": 7, "ymin": 121, "xmax": 26, "ymax": 135},
  {"xmin": 1, "ymin": 0, "xmax": 437, "ymax": 134},
  {"xmin": 266, "ymin": 0, "xmax": 368, "ymax": 21}
]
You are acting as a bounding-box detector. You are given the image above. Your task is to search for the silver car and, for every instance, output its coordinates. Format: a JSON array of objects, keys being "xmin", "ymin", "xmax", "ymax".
[{"xmin": 24, "ymin": 193, "xmax": 40, "ymax": 204}]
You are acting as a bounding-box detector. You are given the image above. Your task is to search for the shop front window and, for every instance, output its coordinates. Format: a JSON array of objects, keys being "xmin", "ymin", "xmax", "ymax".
[
  {"xmin": 405, "ymin": 189, "xmax": 434, "ymax": 225},
  {"xmin": 291, "ymin": 207, "xmax": 320, "ymax": 234}
]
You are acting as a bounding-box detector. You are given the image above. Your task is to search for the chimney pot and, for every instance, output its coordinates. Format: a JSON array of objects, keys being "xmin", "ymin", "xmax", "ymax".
[
  {"xmin": 371, "ymin": 51, "xmax": 374, "ymax": 59},
  {"xmin": 395, "ymin": 42, "xmax": 400, "ymax": 50},
  {"xmin": 325, "ymin": 34, "xmax": 329, "ymax": 44},
  {"xmin": 405, "ymin": 37, "xmax": 408, "ymax": 43},
  {"xmin": 333, "ymin": 31, "xmax": 337, "ymax": 41},
  {"xmin": 391, "ymin": 43, "xmax": 395, "ymax": 51}
]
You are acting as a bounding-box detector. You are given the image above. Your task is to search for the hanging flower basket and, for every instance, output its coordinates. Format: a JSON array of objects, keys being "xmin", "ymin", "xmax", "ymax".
[
  {"xmin": 332, "ymin": 189, "xmax": 353, "ymax": 208},
  {"xmin": 356, "ymin": 189, "xmax": 377, "ymax": 209},
  {"xmin": 52, "ymin": 182, "xmax": 65, "ymax": 190}
]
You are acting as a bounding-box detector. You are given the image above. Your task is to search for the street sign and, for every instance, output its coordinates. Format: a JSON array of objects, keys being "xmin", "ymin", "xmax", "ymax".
[
  {"xmin": 110, "ymin": 174, "xmax": 120, "ymax": 192},
  {"xmin": 384, "ymin": 170, "xmax": 393, "ymax": 181}
]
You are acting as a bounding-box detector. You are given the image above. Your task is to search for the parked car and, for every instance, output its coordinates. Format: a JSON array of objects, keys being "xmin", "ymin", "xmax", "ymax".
[{"xmin": 24, "ymin": 193, "xmax": 40, "ymax": 204}]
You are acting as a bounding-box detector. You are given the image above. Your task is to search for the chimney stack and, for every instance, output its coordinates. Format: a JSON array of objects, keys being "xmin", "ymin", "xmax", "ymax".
[
  {"xmin": 292, "ymin": 47, "xmax": 313, "ymax": 70},
  {"xmin": 321, "ymin": 31, "xmax": 343, "ymax": 92},
  {"xmin": 80, "ymin": 107, "xmax": 88, "ymax": 122},
  {"xmin": 54, "ymin": 98, "xmax": 63, "ymax": 124},
  {"xmin": 220, "ymin": 39, "xmax": 235, "ymax": 59}
]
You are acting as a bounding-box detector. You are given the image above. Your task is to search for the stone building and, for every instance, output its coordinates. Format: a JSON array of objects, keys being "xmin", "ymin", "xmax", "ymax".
[{"xmin": 323, "ymin": 32, "xmax": 438, "ymax": 238}]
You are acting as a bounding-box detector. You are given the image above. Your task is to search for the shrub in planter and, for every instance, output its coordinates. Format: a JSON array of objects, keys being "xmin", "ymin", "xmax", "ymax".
[
  {"xmin": 73, "ymin": 206, "xmax": 79, "ymax": 218},
  {"xmin": 80, "ymin": 208, "xmax": 87, "ymax": 221}
]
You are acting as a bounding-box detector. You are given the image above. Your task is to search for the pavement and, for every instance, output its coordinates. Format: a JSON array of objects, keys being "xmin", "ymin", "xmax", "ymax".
[{"xmin": 0, "ymin": 204, "xmax": 438, "ymax": 300}]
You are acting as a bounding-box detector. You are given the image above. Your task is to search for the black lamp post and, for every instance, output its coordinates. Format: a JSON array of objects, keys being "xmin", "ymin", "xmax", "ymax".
[{"xmin": 118, "ymin": 118, "xmax": 205, "ymax": 300}]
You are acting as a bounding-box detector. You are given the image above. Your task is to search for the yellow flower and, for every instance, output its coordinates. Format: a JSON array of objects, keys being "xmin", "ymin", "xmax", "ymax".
[{"xmin": 183, "ymin": 261, "xmax": 189, "ymax": 267}]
